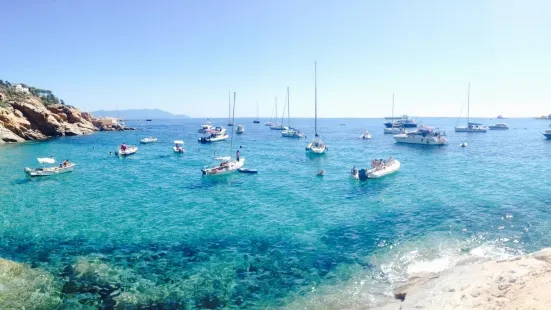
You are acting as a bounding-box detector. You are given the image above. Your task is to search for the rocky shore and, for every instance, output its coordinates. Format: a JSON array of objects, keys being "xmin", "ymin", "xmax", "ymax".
[
  {"xmin": 377, "ymin": 248, "xmax": 551, "ymax": 310},
  {"xmin": 2, "ymin": 248, "xmax": 551, "ymax": 308},
  {"xmin": 0, "ymin": 87, "xmax": 133, "ymax": 144}
]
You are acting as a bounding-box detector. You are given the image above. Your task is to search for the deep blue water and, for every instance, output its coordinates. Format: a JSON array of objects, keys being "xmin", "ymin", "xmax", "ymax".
[{"xmin": 1, "ymin": 117, "xmax": 551, "ymax": 308}]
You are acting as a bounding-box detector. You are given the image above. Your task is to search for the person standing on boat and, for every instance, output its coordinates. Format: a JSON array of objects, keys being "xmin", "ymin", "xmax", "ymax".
[{"xmin": 236, "ymin": 150, "xmax": 240, "ymax": 162}]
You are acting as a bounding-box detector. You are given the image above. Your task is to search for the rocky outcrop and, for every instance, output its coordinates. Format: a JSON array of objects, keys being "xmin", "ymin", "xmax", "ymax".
[
  {"xmin": 378, "ymin": 248, "xmax": 551, "ymax": 309},
  {"xmin": 0, "ymin": 96, "xmax": 101, "ymax": 143},
  {"xmin": 0, "ymin": 258, "xmax": 62, "ymax": 309}
]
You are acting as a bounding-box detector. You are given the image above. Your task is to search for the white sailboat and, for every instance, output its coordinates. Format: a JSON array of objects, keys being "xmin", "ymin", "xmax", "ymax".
[
  {"xmin": 227, "ymin": 91, "xmax": 234, "ymax": 127},
  {"xmin": 383, "ymin": 93, "xmax": 404, "ymax": 134},
  {"xmin": 455, "ymin": 83, "xmax": 487, "ymax": 132},
  {"xmin": 265, "ymin": 98, "xmax": 277, "ymax": 126},
  {"xmin": 202, "ymin": 92, "xmax": 245, "ymax": 176},
  {"xmin": 306, "ymin": 61, "xmax": 327, "ymax": 154},
  {"xmin": 282, "ymin": 86, "xmax": 304, "ymax": 138},
  {"xmin": 270, "ymin": 96, "xmax": 286, "ymax": 130}
]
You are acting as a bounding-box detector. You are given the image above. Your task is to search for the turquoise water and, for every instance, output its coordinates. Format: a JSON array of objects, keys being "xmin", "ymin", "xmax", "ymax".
[{"xmin": 1, "ymin": 117, "xmax": 551, "ymax": 308}]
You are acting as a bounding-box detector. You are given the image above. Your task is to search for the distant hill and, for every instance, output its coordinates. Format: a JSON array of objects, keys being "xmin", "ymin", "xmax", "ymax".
[{"xmin": 90, "ymin": 109, "xmax": 189, "ymax": 119}]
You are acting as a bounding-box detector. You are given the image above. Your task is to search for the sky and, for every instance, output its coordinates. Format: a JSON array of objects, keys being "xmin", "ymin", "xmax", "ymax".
[{"xmin": 2, "ymin": 0, "xmax": 550, "ymax": 118}]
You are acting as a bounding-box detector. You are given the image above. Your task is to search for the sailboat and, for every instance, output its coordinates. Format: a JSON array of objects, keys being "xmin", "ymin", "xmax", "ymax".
[
  {"xmin": 269, "ymin": 96, "xmax": 286, "ymax": 130},
  {"xmin": 455, "ymin": 83, "xmax": 487, "ymax": 132},
  {"xmin": 227, "ymin": 91, "xmax": 234, "ymax": 127},
  {"xmin": 282, "ymin": 86, "xmax": 304, "ymax": 138},
  {"xmin": 253, "ymin": 101, "xmax": 260, "ymax": 123},
  {"xmin": 305, "ymin": 62, "xmax": 327, "ymax": 154},
  {"xmin": 265, "ymin": 99, "xmax": 276, "ymax": 126},
  {"xmin": 383, "ymin": 93, "xmax": 405, "ymax": 134},
  {"xmin": 202, "ymin": 91, "xmax": 245, "ymax": 176}
]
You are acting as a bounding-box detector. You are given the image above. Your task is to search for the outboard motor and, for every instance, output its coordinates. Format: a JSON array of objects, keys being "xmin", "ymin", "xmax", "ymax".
[{"xmin": 358, "ymin": 169, "xmax": 368, "ymax": 181}]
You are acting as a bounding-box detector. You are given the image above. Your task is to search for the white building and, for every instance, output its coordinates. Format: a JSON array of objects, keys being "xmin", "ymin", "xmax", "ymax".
[{"xmin": 14, "ymin": 84, "xmax": 30, "ymax": 94}]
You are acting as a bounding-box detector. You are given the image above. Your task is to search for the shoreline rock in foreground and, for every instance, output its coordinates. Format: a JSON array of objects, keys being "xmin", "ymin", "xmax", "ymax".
[{"xmin": 377, "ymin": 248, "xmax": 551, "ymax": 309}]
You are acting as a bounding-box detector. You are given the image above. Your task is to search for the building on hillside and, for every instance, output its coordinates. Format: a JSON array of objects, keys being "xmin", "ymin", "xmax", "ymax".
[{"xmin": 14, "ymin": 84, "xmax": 30, "ymax": 94}]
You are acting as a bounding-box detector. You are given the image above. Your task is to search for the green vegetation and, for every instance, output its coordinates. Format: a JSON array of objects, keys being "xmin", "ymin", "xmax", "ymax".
[{"xmin": 0, "ymin": 79, "xmax": 64, "ymax": 106}]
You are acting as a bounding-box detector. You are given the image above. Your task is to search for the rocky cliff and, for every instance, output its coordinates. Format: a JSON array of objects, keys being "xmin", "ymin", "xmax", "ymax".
[
  {"xmin": 0, "ymin": 84, "xmax": 129, "ymax": 144},
  {"xmin": 377, "ymin": 248, "xmax": 551, "ymax": 310}
]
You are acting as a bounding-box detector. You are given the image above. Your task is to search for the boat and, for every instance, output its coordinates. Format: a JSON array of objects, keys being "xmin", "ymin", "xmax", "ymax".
[
  {"xmin": 145, "ymin": 119, "xmax": 152, "ymax": 122},
  {"xmin": 140, "ymin": 137, "xmax": 157, "ymax": 144},
  {"xmin": 253, "ymin": 101, "xmax": 260, "ymax": 123},
  {"xmin": 497, "ymin": 115, "xmax": 505, "ymax": 119},
  {"xmin": 543, "ymin": 129, "xmax": 551, "ymax": 139},
  {"xmin": 116, "ymin": 144, "xmax": 138, "ymax": 156},
  {"xmin": 305, "ymin": 62, "xmax": 328, "ymax": 154},
  {"xmin": 198, "ymin": 127, "xmax": 229, "ymax": 143},
  {"xmin": 24, "ymin": 157, "xmax": 75, "ymax": 177},
  {"xmin": 384, "ymin": 126, "xmax": 407, "ymax": 134},
  {"xmin": 238, "ymin": 168, "xmax": 258, "ymax": 174},
  {"xmin": 281, "ymin": 87, "xmax": 304, "ymax": 138},
  {"xmin": 393, "ymin": 126, "xmax": 447, "ymax": 145},
  {"xmin": 489, "ymin": 123, "xmax": 509, "ymax": 130},
  {"xmin": 383, "ymin": 115, "xmax": 417, "ymax": 128},
  {"xmin": 357, "ymin": 159, "xmax": 400, "ymax": 180},
  {"xmin": 173, "ymin": 140, "xmax": 185, "ymax": 153},
  {"xmin": 198, "ymin": 121, "xmax": 213, "ymax": 133},
  {"xmin": 360, "ymin": 131, "xmax": 372, "ymax": 139},
  {"xmin": 269, "ymin": 97, "xmax": 287, "ymax": 130},
  {"xmin": 201, "ymin": 92, "xmax": 245, "ymax": 176},
  {"xmin": 455, "ymin": 83, "xmax": 488, "ymax": 132},
  {"xmin": 460, "ymin": 142, "xmax": 468, "ymax": 147},
  {"xmin": 227, "ymin": 91, "xmax": 234, "ymax": 126},
  {"xmin": 236, "ymin": 124, "xmax": 245, "ymax": 134}
]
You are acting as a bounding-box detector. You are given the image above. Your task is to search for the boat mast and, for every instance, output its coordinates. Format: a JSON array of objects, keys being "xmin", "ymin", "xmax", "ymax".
[
  {"xmin": 467, "ymin": 82, "xmax": 470, "ymax": 124},
  {"xmin": 228, "ymin": 91, "xmax": 231, "ymax": 123},
  {"xmin": 256, "ymin": 100, "xmax": 259, "ymax": 120},
  {"xmin": 287, "ymin": 86, "xmax": 290, "ymax": 128},
  {"xmin": 314, "ymin": 61, "xmax": 318, "ymax": 137},
  {"xmin": 281, "ymin": 90, "xmax": 287, "ymax": 125},
  {"xmin": 230, "ymin": 91, "xmax": 236, "ymax": 154}
]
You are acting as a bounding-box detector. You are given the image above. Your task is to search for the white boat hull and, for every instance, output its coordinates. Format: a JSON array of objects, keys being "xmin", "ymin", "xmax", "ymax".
[
  {"xmin": 140, "ymin": 138, "xmax": 157, "ymax": 144},
  {"xmin": 455, "ymin": 126, "xmax": 488, "ymax": 132},
  {"xmin": 384, "ymin": 127, "xmax": 405, "ymax": 134},
  {"xmin": 489, "ymin": 126, "xmax": 509, "ymax": 130},
  {"xmin": 202, "ymin": 157, "xmax": 245, "ymax": 176},
  {"xmin": 362, "ymin": 160, "xmax": 400, "ymax": 179},
  {"xmin": 394, "ymin": 134, "xmax": 447, "ymax": 145},
  {"xmin": 306, "ymin": 143, "xmax": 327, "ymax": 154},
  {"xmin": 25, "ymin": 164, "xmax": 75, "ymax": 177},
  {"xmin": 282, "ymin": 129, "xmax": 304, "ymax": 138},
  {"xmin": 198, "ymin": 134, "xmax": 229, "ymax": 143},
  {"xmin": 116, "ymin": 146, "xmax": 138, "ymax": 156},
  {"xmin": 173, "ymin": 147, "xmax": 185, "ymax": 153},
  {"xmin": 360, "ymin": 132, "xmax": 372, "ymax": 139}
]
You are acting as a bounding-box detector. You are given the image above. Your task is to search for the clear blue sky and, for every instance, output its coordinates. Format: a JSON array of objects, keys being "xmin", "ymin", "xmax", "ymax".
[{"xmin": 2, "ymin": 0, "xmax": 550, "ymax": 118}]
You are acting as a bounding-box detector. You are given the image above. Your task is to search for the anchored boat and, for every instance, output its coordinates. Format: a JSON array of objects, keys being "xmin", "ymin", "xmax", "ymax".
[
  {"xmin": 305, "ymin": 61, "xmax": 327, "ymax": 154},
  {"xmin": 394, "ymin": 127, "xmax": 447, "ymax": 145},
  {"xmin": 281, "ymin": 86, "xmax": 304, "ymax": 138},
  {"xmin": 198, "ymin": 127, "xmax": 229, "ymax": 143},
  {"xmin": 357, "ymin": 159, "xmax": 400, "ymax": 180},
  {"xmin": 116, "ymin": 144, "xmax": 138, "ymax": 156},
  {"xmin": 236, "ymin": 125, "xmax": 245, "ymax": 134},
  {"xmin": 24, "ymin": 157, "xmax": 75, "ymax": 177},
  {"xmin": 173, "ymin": 140, "xmax": 185, "ymax": 153},
  {"xmin": 455, "ymin": 83, "xmax": 488, "ymax": 132},
  {"xmin": 489, "ymin": 123, "xmax": 509, "ymax": 130},
  {"xmin": 140, "ymin": 137, "xmax": 157, "ymax": 144}
]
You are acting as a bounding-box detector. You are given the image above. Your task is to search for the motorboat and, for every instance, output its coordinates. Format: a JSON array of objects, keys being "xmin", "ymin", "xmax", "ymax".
[
  {"xmin": 146, "ymin": 119, "xmax": 152, "ymax": 122},
  {"xmin": 455, "ymin": 83, "xmax": 487, "ymax": 132},
  {"xmin": 489, "ymin": 123, "xmax": 509, "ymax": 130},
  {"xmin": 198, "ymin": 122, "xmax": 213, "ymax": 133},
  {"xmin": 140, "ymin": 137, "xmax": 157, "ymax": 144},
  {"xmin": 198, "ymin": 127, "xmax": 229, "ymax": 143},
  {"xmin": 394, "ymin": 127, "xmax": 447, "ymax": 145},
  {"xmin": 460, "ymin": 142, "xmax": 468, "ymax": 147},
  {"xmin": 384, "ymin": 127, "xmax": 406, "ymax": 134},
  {"xmin": 543, "ymin": 129, "xmax": 551, "ymax": 139},
  {"xmin": 173, "ymin": 140, "xmax": 185, "ymax": 153},
  {"xmin": 360, "ymin": 131, "xmax": 372, "ymax": 139},
  {"xmin": 116, "ymin": 144, "xmax": 138, "ymax": 156},
  {"xmin": 202, "ymin": 156, "xmax": 245, "ymax": 176},
  {"xmin": 236, "ymin": 125, "xmax": 245, "ymax": 134},
  {"xmin": 305, "ymin": 62, "xmax": 327, "ymax": 155},
  {"xmin": 24, "ymin": 157, "xmax": 75, "ymax": 177},
  {"xmin": 253, "ymin": 120, "xmax": 260, "ymax": 124},
  {"xmin": 497, "ymin": 115, "xmax": 505, "ymax": 119},
  {"xmin": 384, "ymin": 116, "xmax": 417, "ymax": 128},
  {"xmin": 264, "ymin": 122, "xmax": 273, "ymax": 126},
  {"xmin": 282, "ymin": 128, "xmax": 304, "ymax": 138},
  {"xmin": 351, "ymin": 167, "xmax": 359, "ymax": 180},
  {"xmin": 357, "ymin": 159, "xmax": 400, "ymax": 180}
]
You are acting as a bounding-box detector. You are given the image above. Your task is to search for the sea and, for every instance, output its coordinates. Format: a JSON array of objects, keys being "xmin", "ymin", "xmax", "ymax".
[{"xmin": 1, "ymin": 117, "xmax": 551, "ymax": 309}]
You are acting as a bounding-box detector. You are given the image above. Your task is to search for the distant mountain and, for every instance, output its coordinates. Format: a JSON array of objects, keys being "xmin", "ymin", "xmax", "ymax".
[{"xmin": 90, "ymin": 109, "xmax": 189, "ymax": 119}]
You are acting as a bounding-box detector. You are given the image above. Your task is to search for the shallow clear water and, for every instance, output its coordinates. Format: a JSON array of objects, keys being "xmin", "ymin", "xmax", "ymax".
[{"xmin": 1, "ymin": 117, "xmax": 551, "ymax": 308}]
